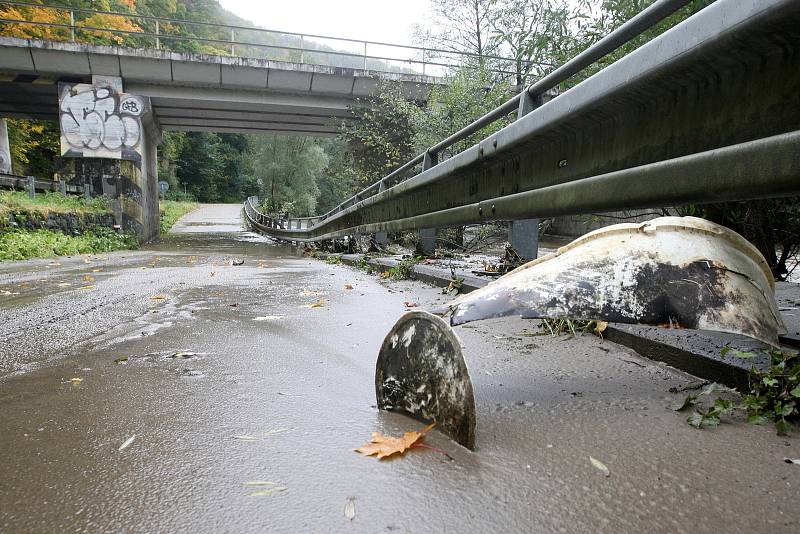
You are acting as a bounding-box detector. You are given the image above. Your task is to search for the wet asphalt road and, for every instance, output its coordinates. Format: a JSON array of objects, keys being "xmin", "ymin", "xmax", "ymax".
[{"xmin": 1, "ymin": 204, "xmax": 798, "ymax": 533}]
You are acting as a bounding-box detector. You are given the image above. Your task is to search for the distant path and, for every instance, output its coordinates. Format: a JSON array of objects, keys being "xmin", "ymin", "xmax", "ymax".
[{"xmin": 170, "ymin": 203, "xmax": 243, "ymax": 234}]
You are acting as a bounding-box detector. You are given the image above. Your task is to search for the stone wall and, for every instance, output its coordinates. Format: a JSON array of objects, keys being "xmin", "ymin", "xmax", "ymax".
[{"xmin": 2, "ymin": 210, "xmax": 116, "ymax": 234}]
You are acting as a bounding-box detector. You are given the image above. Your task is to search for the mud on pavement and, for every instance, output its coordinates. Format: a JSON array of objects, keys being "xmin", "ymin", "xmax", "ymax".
[{"xmin": 0, "ymin": 204, "xmax": 798, "ymax": 533}]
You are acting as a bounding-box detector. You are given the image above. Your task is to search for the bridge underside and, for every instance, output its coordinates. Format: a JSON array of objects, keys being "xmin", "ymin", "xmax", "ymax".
[{"xmin": 0, "ymin": 37, "xmax": 438, "ymax": 136}]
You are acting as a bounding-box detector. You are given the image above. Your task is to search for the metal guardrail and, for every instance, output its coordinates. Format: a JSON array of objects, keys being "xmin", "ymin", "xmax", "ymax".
[
  {"xmin": 243, "ymin": 0, "xmax": 800, "ymax": 244},
  {"xmin": 244, "ymin": 198, "xmax": 319, "ymax": 232},
  {"xmin": 0, "ymin": 173, "xmax": 86, "ymax": 195},
  {"xmin": 0, "ymin": 1, "xmax": 533, "ymax": 77},
  {"xmin": 262, "ymin": 0, "xmax": 695, "ymax": 227}
]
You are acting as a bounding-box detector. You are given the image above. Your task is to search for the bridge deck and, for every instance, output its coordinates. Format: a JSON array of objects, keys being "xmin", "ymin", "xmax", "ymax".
[{"xmin": 0, "ymin": 37, "xmax": 440, "ymax": 135}]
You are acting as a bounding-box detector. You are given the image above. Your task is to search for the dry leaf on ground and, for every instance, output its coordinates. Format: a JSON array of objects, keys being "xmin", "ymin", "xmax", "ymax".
[
  {"xmin": 344, "ymin": 284, "xmax": 353, "ymax": 290},
  {"xmin": 593, "ymin": 321, "xmax": 609, "ymax": 338},
  {"xmin": 119, "ymin": 435, "xmax": 136, "ymax": 451},
  {"xmin": 589, "ymin": 456, "xmax": 610, "ymax": 477},
  {"xmin": 355, "ymin": 423, "xmax": 435, "ymax": 460},
  {"xmin": 150, "ymin": 295, "xmax": 167, "ymax": 301},
  {"xmin": 379, "ymin": 271, "xmax": 391, "ymax": 279},
  {"xmin": 403, "ymin": 301, "xmax": 419, "ymax": 308},
  {"xmin": 79, "ymin": 285, "xmax": 95, "ymax": 290},
  {"xmin": 344, "ymin": 497, "xmax": 356, "ymax": 520}
]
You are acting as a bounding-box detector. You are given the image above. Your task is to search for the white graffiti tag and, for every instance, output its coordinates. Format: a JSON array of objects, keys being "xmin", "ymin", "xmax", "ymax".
[{"xmin": 60, "ymin": 84, "xmax": 145, "ymax": 152}]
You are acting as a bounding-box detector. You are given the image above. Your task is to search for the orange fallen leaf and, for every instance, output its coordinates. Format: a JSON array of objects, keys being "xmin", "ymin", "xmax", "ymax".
[
  {"xmin": 344, "ymin": 284, "xmax": 353, "ymax": 290},
  {"xmin": 150, "ymin": 295, "xmax": 167, "ymax": 301},
  {"xmin": 82, "ymin": 275, "xmax": 95, "ymax": 282},
  {"xmin": 379, "ymin": 271, "xmax": 391, "ymax": 279},
  {"xmin": 79, "ymin": 285, "xmax": 95, "ymax": 290},
  {"xmin": 403, "ymin": 301, "xmax": 418, "ymax": 308},
  {"xmin": 91, "ymin": 268, "xmax": 102, "ymax": 273},
  {"xmin": 309, "ymin": 299, "xmax": 325, "ymax": 308},
  {"xmin": 355, "ymin": 422, "xmax": 435, "ymax": 460}
]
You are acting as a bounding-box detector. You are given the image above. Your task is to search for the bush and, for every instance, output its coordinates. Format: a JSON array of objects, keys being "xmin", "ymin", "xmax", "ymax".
[{"xmin": 0, "ymin": 228, "xmax": 137, "ymax": 261}]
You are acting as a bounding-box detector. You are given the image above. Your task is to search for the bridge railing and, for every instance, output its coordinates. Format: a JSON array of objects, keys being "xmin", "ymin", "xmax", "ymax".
[
  {"xmin": 0, "ymin": 1, "xmax": 532, "ymax": 77},
  {"xmin": 0, "ymin": 172, "xmax": 88, "ymax": 196},
  {"xmin": 242, "ymin": 0, "xmax": 800, "ymax": 245}
]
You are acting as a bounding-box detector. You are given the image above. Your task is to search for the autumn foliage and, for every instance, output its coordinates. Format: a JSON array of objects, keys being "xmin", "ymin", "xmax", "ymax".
[{"xmin": 0, "ymin": 2, "xmax": 141, "ymax": 44}]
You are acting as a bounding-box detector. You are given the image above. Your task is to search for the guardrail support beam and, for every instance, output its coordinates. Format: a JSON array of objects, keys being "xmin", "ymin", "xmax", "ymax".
[
  {"xmin": 417, "ymin": 151, "xmax": 439, "ymax": 256},
  {"xmin": 26, "ymin": 176, "xmax": 35, "ymax": 199},
  {"xmin": 508, "ymin": 91, "xmax": 544, "ymax": 260},
  {"xmin": 374, "ymin": 179, "xmax": 389, "ymax": 246}
]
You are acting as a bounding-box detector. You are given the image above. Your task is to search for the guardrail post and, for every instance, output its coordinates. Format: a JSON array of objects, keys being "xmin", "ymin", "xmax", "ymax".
[
  {"xmin": 155, "ymin": 20, "xmax": 160, "ymax": 49},
  {"xmin": 508, "ymin": 91, "xmax": 544, "ymax": 261},
  {"xmin": 300, "ymin": 35, "xmax": 304, "ymax": 64},
  {"xmin": 69, "ymin": 11, "xmax": 75, "ymax": 42},
  {"xmin": 59, "ymin": 180, "xmax": 67, "ymax": 197},
  {"xmin": 417, "ymin": 150, "xmax": 439, "ymax": 256},
  {"xmin": 84, "ymin": 182, "xmax": 91, "ymax": 200},
  {"xmin": 27, "ymin": 176, "xmax": 35, "ymax": 199},
  {"xmin": 374, "ymin": 179, "xmax": 389, "ymax": 245},
  {"xmin": 230, "ymin": 29, "xmax": 236, "ymax": 56},
  {"xmin": 363, "ymin": 42, "xmax": 368, "ymax": 69}
]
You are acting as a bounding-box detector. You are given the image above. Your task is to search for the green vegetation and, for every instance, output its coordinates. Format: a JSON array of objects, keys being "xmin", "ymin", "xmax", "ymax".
[
  {"xmin": 681, "ymin": 349, "xmax": 800, "ymax": 435},
  {"xmin": 0, "ymin": 228, "xmax": 137, "ymax": 261},
  {"xmin": 388, "ymin": 256, "xmax": 423, "ymax": 280},
  {"xmin": 159, "ymin": 200, "xmax": 199, "ymax": 234},
  {"xmin": 0, "ymin": 191, "xmax": 136, "ymax": 260},
  {"xmin": 0, "ymin": 190, "xmax": 110, "ymax": 221}
]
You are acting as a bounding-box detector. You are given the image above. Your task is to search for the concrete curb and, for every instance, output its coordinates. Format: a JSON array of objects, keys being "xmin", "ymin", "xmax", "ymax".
[{"xmin": 335, "ymin": 253, "xmax": 781, "ymax": 390}]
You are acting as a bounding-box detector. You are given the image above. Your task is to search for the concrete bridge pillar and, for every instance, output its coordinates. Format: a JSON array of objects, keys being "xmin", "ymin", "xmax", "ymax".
[
  {"xmin": 0, "ymin": 118, "xmax": 11, "ymax": 174},
  {"xmin": 59, "ymin": 75, "xmax": 161, "ymax": 241}
]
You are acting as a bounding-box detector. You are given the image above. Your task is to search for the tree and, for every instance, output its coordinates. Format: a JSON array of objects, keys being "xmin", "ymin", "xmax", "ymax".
[
  {"xmin": 175, "ymin": 132, "xmax": 224, "ymax": 202},
  {"xmin": 5, "ymin": 119, "xmax": 59, "ymax": 177},
  {"xmin": 412, "ymin": 67, "xmax": 512, "ymax": 159},
  {"xmin": 488, "ymin": 0, "xmax": 587, "ymax": 88},
  {"xmin": 415, "ymin": 0, "xmax": 498, "ymax": 70},
  {"xmin": 249, "ymin": 136, "xmax": 328, "ymax": 216},
  {"xmin": 339, "ymin": 82, "xmax": 420, "ymax": 189}
]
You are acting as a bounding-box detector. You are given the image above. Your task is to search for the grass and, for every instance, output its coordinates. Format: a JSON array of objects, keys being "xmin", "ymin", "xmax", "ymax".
[
  {"xmin": 0, "ymin": 228, "xmax": 138, "ymax": 261},
  {"xmin": 159, "ymin": 200, "xmax": 198, "ymax": 234},
  {"xmin": 0, "ymin": 190, "xmax": 110, "ymax": 220}
]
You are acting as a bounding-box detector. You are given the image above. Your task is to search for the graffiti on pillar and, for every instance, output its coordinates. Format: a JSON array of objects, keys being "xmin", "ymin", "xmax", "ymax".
[{"xmin": 59, "ymin": 82, "xmax": 148, "ymax": 161}]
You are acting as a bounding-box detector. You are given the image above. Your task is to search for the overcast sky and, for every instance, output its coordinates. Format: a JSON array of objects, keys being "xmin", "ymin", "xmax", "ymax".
[{"xmin": 218, "ymin": 0, "xmax": 431, "ymax": 46}]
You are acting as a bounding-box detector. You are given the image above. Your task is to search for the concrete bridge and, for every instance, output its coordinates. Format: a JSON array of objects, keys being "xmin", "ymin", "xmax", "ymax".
[
  {"xmin": 0, "ymin": 37, "xmax": 438, "ymax": 136},
  {"xmin": 0, "ymin": 22, "xmax": 448, "ymax": 240}
]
